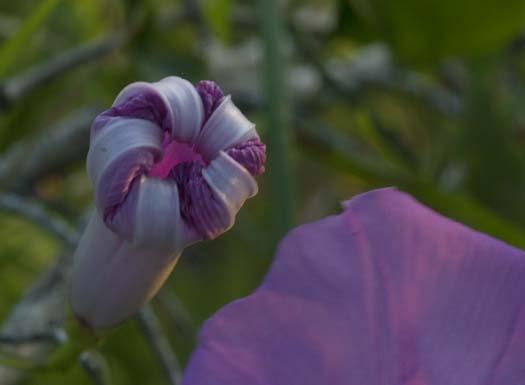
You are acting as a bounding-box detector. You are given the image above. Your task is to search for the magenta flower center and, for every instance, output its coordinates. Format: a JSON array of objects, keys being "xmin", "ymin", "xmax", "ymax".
[{"xmin": 149, "ymin": 133, "xmax": 203, "ymax": 179}]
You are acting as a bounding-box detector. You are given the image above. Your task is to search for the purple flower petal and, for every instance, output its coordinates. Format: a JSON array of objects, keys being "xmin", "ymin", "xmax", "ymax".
[
  {"xmin": 91, "ymin": 88, "xmax": 168, "ymax": 135},
  {"xmin": 196, "ymin": 80, "xmax": 225, "ymax": 121},
  {"xmin": 113, "ymin": 77, "xmax": 205, "ymax": 142},
  {"xmin": 226, "ymin": 138, "xmax": 266, "ymax": 176},
  {"xmin": 172, "ymin": 151, "xmax": 258, "ymax": 240},
  {"xmin": 183, "ymin": 188, "xmax": 525, "ymax": 385},
  {"xmin": 87, "ymin": 118, "xmax": 163, "ymax": 231},
  {"xmin": 196, "ymin": 95, "xmax": 259, "ymax": 160}
]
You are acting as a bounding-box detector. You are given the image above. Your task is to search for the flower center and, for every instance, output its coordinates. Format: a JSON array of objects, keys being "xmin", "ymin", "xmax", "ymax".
[{"xmin": 149, "ymin": 132, "xmax": 203, "ymax": 179}]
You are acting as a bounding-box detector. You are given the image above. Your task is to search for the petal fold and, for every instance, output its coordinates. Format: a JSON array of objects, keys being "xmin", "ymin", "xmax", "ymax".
[
  {"xmin": 196, "ymin": 96, "xmax": 259, "ymax": 160},
  {"xmin": 114, "ymin": 76, "xmax": 204, "ymax": 142},
  {"xmin": 203, "ymin": 151, "xmax": 258, "ymax": 214},
  {"xmin": 131, "ymin": 176, "xmax": 185, "ymax": 249}
]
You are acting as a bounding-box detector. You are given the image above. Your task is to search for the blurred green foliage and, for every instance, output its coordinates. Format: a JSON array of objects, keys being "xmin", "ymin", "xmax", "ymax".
[
  {"xmin": 345, "ymin": 0, "xmax": 525, "ymax": 65},
  {"xmin": 0, "ymin": 0, "xmax": 525, "ymax": 384},
  {"xmin": 0, "ymin": 0, "xmax": 60, "ymax": 77},
  {"xmin": 202, "ymin": 0, "xmax": 232, "ymax": 42}
]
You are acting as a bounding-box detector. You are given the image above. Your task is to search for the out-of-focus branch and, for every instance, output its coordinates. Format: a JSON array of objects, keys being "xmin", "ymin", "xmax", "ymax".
[
  {"xmin": 0, "ymin": 197, "xmax": 80, "ymax": 384},
  {"xmin": 0, "ymin": 0, "xmax": 155, "ymax": 112},
  {"xmin": 0, "ymin": 34, "xmax": 125, "ymax": 110},
  {"xmin": 0, "ymin": 256, "xmax": 72, "ymax": 385},
  {"xmin": 158, "ymin": 290, "xmax": 195, "ymax": 338},
  {"xmin": 295, "ymin": 115, "xmax": 406, "ymax": 186},
  {"xmin": 137, "ymin": 305, "xmax": 182, "ymax": 385},
  {"xmin": 177, "ymin": 3, "xmax": 331, "ymax": 35},
  {"xmin": 0, "ymin": 329, "xmax": 65, "ymax": 346},
  {"xmin": 295, "ymin": 114, "xmax": 525, "ymax": 250},
  {"xmin": 0, "ymin": 2, "xmax": 191, "ymax": 112},
  {"xmin": 290, "ymin": 25, "xmax": 463, "ymax": 117},
  {"xmin": 79, "ymin": 351, "xmax": 111, "ymax": 385},
  {"xmin": 0, "ymin": 192, "xmax": 79, "ymax": 246},
  {"xmin": 0, "ymin": 106, "xmax": 99, "ymax": 192},
  {"xmin": 187, "ymin": 2, "xmax": 461, "ymax": 117}
]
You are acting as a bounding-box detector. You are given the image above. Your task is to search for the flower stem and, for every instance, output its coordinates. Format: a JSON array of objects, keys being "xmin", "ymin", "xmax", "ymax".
[{"xmin": 257, "ymin": 0, "xmax": 295, "ymax": 242}]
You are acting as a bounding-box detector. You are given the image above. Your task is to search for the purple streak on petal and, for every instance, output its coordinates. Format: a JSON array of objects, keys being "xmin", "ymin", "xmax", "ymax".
[
  {"xmin": 92, "ymin": 89, "xmax": 169, "ymax": 136},
  {"xmin": 99, "ymin": 149, "xmax": 156, "ymax": 232},
  {"xmin": 196, "ymin": 80, "xmax": 225, "ymax": 121},
  {"xmin": 143, "ymin": 123, "xmax": 265, "ymax": 239},
  {"xmin": 172, "ymin": 161, "xmax": 229, "ymax": 240},
  {"xmin": 226, "ymin": 138, "xmax": 266, "ymax": 176},
  {"xmin": 90, "ymin": 91, "xmax": 169, "ymax": 220},
  {"xmin": 172, "ymin": 141, "xmax": 263, "ymax": 240},
  {"xmin": 182, "ymin": 188, "xmax": 525, "ymax": 385}
]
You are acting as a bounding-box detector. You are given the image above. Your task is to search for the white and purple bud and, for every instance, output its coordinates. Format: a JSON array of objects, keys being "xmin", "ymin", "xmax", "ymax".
[{"xmin": 70, "ymin": 77, "xmax": 266, "ymax": 331}]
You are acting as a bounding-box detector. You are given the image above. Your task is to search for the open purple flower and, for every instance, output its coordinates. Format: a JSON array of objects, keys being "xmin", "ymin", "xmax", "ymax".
[
  {"xmin": 183, "ymin": 188, "xmax": 525, "ymax": 385},
  {"xmin": 70, "ymin": 77, "xmax": 265, "ymax": 330}
]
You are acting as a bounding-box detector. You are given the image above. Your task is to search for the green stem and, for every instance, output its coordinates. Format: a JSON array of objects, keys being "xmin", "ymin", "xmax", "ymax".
[{"xmin": 257, "ymin": 0, "xmax": 295, "ymax": 242}]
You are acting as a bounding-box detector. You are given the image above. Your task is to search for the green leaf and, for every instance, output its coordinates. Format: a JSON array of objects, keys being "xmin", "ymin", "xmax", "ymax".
[
  {"xmin": 352, "ymin": 110, "xmax": 413, "ymax": 171},
  {"xmin": 202, "ymin": 0, "xmax": 232, "ymax": 43},
  {"xmin": 0, "ymin": 0, "xmax": 61, "ymax": 77},
  {"xmin": 406, "ymin": 183, "xmax": 525, "ymax": 250},
  {"xmin": 347, "ymin": 0, "xmax": 525, "ymax": 65}
]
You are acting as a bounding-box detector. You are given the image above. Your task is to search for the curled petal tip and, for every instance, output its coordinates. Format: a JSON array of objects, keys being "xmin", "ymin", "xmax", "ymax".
[
  {"xmin": 113, "ymin": 77, "xmax": 205, "ymax": 143},
  {"xmin": 197, "ymin": 96, "xmax": 259, "ymax": 160},
  {"xmin": 226, "ymin": 139, "xmax": 266, "ymax": 176},
  {"xmin": 202, "ymin": 152, "xmax": 258, "ymax": 235},
  {"xmin": 153, "ymin": 77, "xmax": 205, "ymax": 142},
  {"xmin": 196, "ymin": 80, "xmax": 225, "ymax": 120}
]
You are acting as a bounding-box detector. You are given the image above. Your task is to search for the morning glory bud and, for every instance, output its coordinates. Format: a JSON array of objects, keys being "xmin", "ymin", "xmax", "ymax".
[{"xmin": 70, "ymin": 77, "xmax": 266, "ymax": 331}]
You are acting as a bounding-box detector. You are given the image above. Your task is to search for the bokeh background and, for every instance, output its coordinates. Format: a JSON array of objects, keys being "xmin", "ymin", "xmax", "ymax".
[{"xmin": 1, "ymin": 0, "xmax": 525, "ymax": 384}]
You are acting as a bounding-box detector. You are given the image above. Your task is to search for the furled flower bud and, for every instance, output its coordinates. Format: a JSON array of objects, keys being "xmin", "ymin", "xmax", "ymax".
[{"xmin": 70, "ymin": 77, "xmax": 266, "ymax": 331}]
